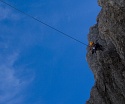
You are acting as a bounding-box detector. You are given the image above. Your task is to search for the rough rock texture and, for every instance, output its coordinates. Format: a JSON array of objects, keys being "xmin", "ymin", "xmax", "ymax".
[{"xmin": 86, "ymin": 0, "xmax": 125, "ymax": 104}]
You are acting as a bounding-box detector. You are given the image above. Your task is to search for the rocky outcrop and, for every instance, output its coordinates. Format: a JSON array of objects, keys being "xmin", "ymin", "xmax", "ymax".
[{"xmin": 86, "ymin": 0, "xmax": 125, "ymax": 104}]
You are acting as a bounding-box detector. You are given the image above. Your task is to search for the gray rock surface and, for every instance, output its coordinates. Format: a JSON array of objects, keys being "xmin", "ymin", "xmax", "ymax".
[{"xmin": 86, "ymin": 0, "xmax": 125, "ymax": 104}]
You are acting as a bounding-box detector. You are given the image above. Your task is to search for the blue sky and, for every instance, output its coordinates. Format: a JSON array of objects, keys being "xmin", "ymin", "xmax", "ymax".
[{"xmin": 0, "ymin": 0, "xmax": 100, "ymax": 104}]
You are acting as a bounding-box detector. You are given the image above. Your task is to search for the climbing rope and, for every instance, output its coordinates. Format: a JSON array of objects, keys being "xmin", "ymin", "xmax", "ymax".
[{"xmin": 0, "ymin": 0, "xmax": 88, "ymax": 46}]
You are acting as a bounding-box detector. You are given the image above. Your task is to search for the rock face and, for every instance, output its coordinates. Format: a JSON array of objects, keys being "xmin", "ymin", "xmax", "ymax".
[{"xmin": 86, "ymin": 0, "xmax": 125, "ymax": 104}]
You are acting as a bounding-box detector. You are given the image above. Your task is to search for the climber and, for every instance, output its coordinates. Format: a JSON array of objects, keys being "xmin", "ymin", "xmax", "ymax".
[
  {"xmin": 89, "ymin": 41, "xmax": 96, "ymax": 54},
  {"xmin": 89, "ymin": 41, "xmax": 103, "ymax": 54}
]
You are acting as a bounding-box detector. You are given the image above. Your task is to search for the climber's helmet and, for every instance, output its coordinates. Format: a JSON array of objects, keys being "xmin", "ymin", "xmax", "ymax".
[{"xmin": 89, "ymin": 41, "xmax": 94, "ymax": 46}]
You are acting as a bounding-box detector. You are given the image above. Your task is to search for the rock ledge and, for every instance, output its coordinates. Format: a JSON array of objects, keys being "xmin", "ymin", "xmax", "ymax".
[{"xmin": 86, "ymin": 0, "xmax": 125, "ymax": 104}]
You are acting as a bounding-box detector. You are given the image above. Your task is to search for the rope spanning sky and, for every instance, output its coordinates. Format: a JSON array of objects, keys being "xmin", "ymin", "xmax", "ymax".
[
  {"xmin": 0, "ymin": 0, "xmax": 100, "ymax": 104},
  {"xmin": 0, "ymin": 0, "xmax": 88, "ymax": 46}
]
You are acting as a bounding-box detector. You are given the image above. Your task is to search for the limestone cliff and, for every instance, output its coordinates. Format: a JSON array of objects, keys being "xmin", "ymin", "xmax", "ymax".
[{"xmin": 86, "ymin": 0, "xmax": 125, "ymax": 104}]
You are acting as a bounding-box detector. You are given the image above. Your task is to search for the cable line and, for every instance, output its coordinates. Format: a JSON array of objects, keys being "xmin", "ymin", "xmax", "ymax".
[{"xmin": 0, "ymin": 0, "xmax": 88, "ymax": 46}]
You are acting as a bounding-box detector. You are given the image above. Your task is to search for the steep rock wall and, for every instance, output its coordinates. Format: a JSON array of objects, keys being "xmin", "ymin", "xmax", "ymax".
[{"xmin": 86, "ymin": 0, "xmax": 125, "ymax": 104}]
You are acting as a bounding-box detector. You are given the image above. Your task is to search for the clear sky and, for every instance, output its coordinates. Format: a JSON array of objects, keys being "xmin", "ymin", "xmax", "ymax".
[{"xmin": 0, "ymin": 0, "xmax": 100, "ymax": 104}]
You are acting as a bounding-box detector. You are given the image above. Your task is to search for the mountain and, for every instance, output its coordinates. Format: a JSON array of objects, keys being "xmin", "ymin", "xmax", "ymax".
[{"xmin": 86, "ymin": 0, "xmax": 125, "ymax": 104}]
